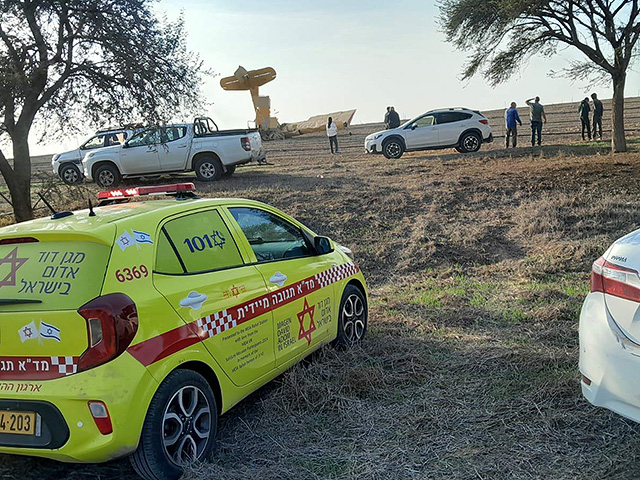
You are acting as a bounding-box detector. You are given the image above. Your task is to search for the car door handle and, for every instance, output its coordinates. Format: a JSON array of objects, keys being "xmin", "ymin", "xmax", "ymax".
[
  {"xmin": 177, "ymin": 145, "xmax": 187, "ymax": 149},
  {"xmin": 270, "ymin": 271, "xmax": 287, "ymax": 287}
]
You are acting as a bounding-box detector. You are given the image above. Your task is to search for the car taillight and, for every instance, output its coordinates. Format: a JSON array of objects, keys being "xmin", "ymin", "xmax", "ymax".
[
  {"xmin": 77, "ymin": 293, "xmax": 138, "ymax": 372},
  {"xmin": 88, "ymin": 401, "xmax": 113, "ymax": 435},
  {"xmin": 590, "ymin": 256, "xmax": 640, "ymax": 302},
  {"xmin": 479, "ymin": 119, "xmax": 489, "ymax": 125},
  {"xmin": 0, "ymin": 237, "xmax": 38, "ymax": 245},
  {"xmin": 241, "ymin": 137, "xmax": 251, "ymax": 151}
]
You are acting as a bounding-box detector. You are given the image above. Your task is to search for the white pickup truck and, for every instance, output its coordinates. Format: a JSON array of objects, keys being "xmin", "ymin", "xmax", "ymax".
[{"xmin": 83, "ymin": 117, "xmax": 265, "ymax": 188}]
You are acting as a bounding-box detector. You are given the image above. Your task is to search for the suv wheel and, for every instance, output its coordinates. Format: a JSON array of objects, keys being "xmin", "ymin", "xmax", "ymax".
[
  {"xmin": 130, "ymin": 370, "xmax": 217, "ymax": 480},
  {"xmin": 194, "ymin": 157, "xmax": 223, "ymax": 182},
  {"xmin": 94, "ymin": 164, "xmax": 121, "ymax": 188},
  {"xmin": 59, "ymin": 163, "xmax": 83, "ymax": 185},
  {"xmin": 382, "ymin": 138, "xmax": 404, "ymax": 159},
  {"xmin": 458, "ymin": 132, "xmax": 481, "ymax": 153},
  {"xmin": 222, "ymin": 165, "xmax": 236, "ymax": 177}
]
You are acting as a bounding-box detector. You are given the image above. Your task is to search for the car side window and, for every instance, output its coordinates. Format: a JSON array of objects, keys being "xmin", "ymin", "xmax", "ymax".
[
  {"xmin": 229, "ymin": 207, "xmax": 313, "ymax": 263},
  {"xmin": 161, "ymin": 127, "xmax": 187, "ymax": 143},
  {"xmin": 155, "ymin": 210, "xmax": 244, "ymax": 274},
  {"xmin": 127, "ymin": 128, "xmax": 160, "ymax": 147},
  {"xmin": 414, "ymin": 115, "xmax": 436, "ymax": 127},
  {"xmin": 105, "ymin": 132, "xmax": 126, "ymax": 146},
  {"xmin": 436, "ymin": 112, "xmax": 472, "ymax": 124},
  {"xmin": 81, "ymin": 135, "xmax": 105, "ymax": 150}
]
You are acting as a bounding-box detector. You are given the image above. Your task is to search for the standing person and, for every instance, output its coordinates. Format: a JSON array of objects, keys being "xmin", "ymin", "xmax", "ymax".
[
  {"xmin": 579, "ymin": 97, "xmax": 591, "ymax": 140},
  {"xmin": 591, "ymin": 93, "xmax": 604, "ymax": 139},
  {"xmin": 388, "ymin": 106, "xmax": 401, "ymax": 129},
  {"xmin": 326, "ymin": 116, "xmax": 339, "ymax": 154},
  {"xmin": 525, "ymin": 96, "xmax": 547, "ymax": 146},
  {"xmin": 384, "ymin": 107, "xmax": 391, "ymax": 129},
  {"xmin": 504, "ymin": 102, "xmax": 522, "ymax": 148}
]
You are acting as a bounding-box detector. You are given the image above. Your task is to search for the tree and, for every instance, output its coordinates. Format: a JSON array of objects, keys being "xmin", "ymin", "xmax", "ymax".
[
  {"xmin": 0, "ymin": 0, "xmax": 207, "ymax": 222},
  {"xmin": 439, "ymin": 0, "xmax": 640, "ymax": 153}
]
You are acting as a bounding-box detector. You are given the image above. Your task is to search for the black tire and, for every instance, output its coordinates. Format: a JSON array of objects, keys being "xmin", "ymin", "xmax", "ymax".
[
  {"xmin": 222, "ymin": 165, "xmax": 236, "ymax": 177},
  {"xmin": 454, "ymin": 146, "xmax": 464, "ymax": 153},
  {"xmin": 94, "ymin": 163, "xmax": 121, "ymax": 188},
  {"xmin": 130, "ymin": 370, "xmax": 218, "ymax": 480},
  {"xmin": 382, "ymin": 138, "xmax": 404, "ymax": 159},
  {"xmin": 194, "ymin": 156, "xmax": 223, "ymax": 182},
  {"xmin": 59, "ymin": 163, "xmax": 83, "ymax": 185},
  {"xmin": 334, "ymin": 284, "xmax": 368, "ymax": 347},
  {"xmin": 458, "ymin": 132, "xmax": 482, "ymax": 153}
]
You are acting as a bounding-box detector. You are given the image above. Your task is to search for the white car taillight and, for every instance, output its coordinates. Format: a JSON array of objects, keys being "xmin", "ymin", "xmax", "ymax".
[{"xmin": 590, "ymin": 257, "xmax": 640, "ymax": 302}]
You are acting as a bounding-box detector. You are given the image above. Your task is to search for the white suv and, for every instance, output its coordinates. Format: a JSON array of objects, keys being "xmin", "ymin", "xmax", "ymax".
[{"xmin": 365, "ymin": 108, "xmax": 493, "ymax": 159}]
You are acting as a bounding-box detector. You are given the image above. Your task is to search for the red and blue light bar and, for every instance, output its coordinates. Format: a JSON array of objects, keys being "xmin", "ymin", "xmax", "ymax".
[{"xmin": 97, "ymin": 183, "xmax": 196, "ymax": 200}]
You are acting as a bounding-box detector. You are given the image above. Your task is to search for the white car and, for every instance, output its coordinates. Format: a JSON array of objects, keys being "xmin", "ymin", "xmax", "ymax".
[
  {"xmin": 580, "ymin": 230, "xmax": 640, "ymax": 422},
  {"xmin": 365, "ymin": 108, "xmax": 493, "ymax": 159},
  {"xmin": 51, "ymin": 128, "xmax": 135, "ymax": 184},
  {"xmin": 83, "ymin": 117, "xmax": 265, "ymax": 188}
]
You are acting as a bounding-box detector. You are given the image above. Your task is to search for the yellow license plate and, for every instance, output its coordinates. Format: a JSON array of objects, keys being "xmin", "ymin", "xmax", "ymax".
[{"xmin": 0, "ymin": 411, "xmax": 37, "ymax": 435}]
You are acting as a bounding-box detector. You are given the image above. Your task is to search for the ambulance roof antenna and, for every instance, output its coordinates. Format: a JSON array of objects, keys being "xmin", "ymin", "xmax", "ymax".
[
  {"xmin": 38, "ymin": 192, "xmax": 73, "ymax": 220},
  {"xmin": 88, "ymin": 197, "xmax": 96, "ymax": 217}
]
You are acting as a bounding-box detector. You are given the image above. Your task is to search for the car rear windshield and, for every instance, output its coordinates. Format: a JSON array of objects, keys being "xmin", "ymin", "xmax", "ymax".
[{"xmin": 0, "ymin": 240, "xmax": 111, "ymax": 311}]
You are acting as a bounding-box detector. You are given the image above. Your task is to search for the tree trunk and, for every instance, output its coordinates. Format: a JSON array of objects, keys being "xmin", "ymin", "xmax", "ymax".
[
  {"xmin": 9, "ymin": 130, "xmax": 33, "ymax": 222},
  {"xmin": 611, "ymin": 73, "xmax": 627, "ymax": 153}
]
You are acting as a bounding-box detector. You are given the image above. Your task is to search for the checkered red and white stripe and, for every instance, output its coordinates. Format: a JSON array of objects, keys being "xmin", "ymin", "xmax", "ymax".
[
  {"xmin": 50, "ymin": 356, "xmax": 78, "ymax": 376},
  {"xmin": 197, "ymin": 309, "xmax": 236, "ymax": 338},
  {"xmin": 314, "ymin": 262, "xmax": 359, "ymax": 288}
]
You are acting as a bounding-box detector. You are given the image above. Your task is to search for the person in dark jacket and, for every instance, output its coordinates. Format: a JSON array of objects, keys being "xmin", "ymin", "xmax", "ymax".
[
  {"xmin": 388, "ymin": 107, "xmax": 401, "ymax": 129},
  {"xmin": 591, "ymin": 93, "xmax": 604, "ymax": 139},
  {"xmin": 504, "ymin": 102, "xmax": 522, "ymax": 148},
  {"xmin": 384, "ymin": 107, "xmax": 391, "ymax": 129},
  {"xmin": 579, "ymin": 97, "xmax": 591, "ymax": 140}
]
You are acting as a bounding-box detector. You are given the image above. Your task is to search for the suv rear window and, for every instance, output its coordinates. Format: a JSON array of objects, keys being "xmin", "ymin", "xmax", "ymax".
[
  {"xmin": 156, "ymin": 210, "xmax": 243, "ymax": 274},
  {"xmin": 0, "ymin": 241, "xmax": 111, "ymax": 311}
]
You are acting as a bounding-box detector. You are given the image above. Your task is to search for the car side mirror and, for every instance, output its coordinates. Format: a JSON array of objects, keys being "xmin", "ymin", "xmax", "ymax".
[
  {"xmin": 122, "ymin": 142, "xmax": 129, "ymax": 148},
  {"xmin": 314, "ymin": 236, "xmax": 333, "ymax": 255},
  {"xmin": 410, "ymin": 124, "xmax": 417, "ymax": 130}
]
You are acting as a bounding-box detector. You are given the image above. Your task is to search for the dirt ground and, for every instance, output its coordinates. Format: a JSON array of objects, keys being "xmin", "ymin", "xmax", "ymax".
[{"xmin": 3, "ymin": 99, "xmax": 640, "ymax": 479}]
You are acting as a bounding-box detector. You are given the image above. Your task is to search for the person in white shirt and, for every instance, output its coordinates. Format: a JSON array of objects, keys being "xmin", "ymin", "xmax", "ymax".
[{"xmin": 326, "ymin": 117, "xmax": 339, "ymax": 154}]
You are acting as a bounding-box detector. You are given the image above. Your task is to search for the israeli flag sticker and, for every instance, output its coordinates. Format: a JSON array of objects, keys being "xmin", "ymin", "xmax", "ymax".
[
  {"xmin": 40, "ymin": 321, "xmax": 61, "ymax": 342},
  {"xmin": 133, "ymin": 230, "xmax": 153, "ymax": 245}
]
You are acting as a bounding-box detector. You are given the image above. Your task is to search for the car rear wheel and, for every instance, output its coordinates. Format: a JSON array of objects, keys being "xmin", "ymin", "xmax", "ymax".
[
  {"xmin": 194, "ymin": 157, "xmax": 223, "ymax": 182},
  {"xmin": 458, "ymin": 132, "xmax": 481, "ymax": 153},
  {"xmin": 382, "ymin": 138, "xmax": 404, "ymax": 159},
  {"xmin": 222, "ymin": 165, "xmax": 236, "ymax": 177},
  {"xmin": 59, "ymin": 163, "xmax": 83, "ymax": 185},
  {"xmin": 94, "ymin": 164, "xmax": 121, "ymax": 188},
  {"xmin": 334, "ymin": 284, "xmax": 368, "ymax": 347},
  {"xmin": 130, "ymin": 370, "xmax": 217, "ymax": 480}
]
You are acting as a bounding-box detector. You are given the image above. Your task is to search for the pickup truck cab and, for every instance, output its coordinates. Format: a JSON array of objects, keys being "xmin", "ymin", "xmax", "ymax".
[
  {"xmin": 52, "ymin": 128, "xmax": 136, "ymax": 185},
  {"xmin": 83, "ymin": 118, "xmax": 265, "ymax": 188}
]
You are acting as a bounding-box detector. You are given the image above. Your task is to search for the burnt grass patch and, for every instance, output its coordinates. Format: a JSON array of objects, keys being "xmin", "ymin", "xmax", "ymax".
[{"xmin": 2, "ymin": 122, "xmax": 640, "ymax": 479}]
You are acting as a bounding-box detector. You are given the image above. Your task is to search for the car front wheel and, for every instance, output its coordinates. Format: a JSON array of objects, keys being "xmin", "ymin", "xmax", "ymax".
[
  {"xmin": 382, "ymin": 138, "xmax": 404, "ymax": 159},
  {"xmin": 334, "ymin": 284, "xmax": 368, "ymax": 347},
  {"xmin": 59, "ymin": 163, "xmax": 83, "ymax": 185},
  {"xmin": 458, "ymin": 132, "xmax": 482, "ymax": 153},
  {"xmin": 94, "ymin": 164, "xmax": 121, "ymax": 188},
  {"xmin": 130, "ymin": 370, "xmax": 217, "ymax": 480},
  {"xmin": 222, "ymin": 165, "xmax": 236, "ymax": 177}
]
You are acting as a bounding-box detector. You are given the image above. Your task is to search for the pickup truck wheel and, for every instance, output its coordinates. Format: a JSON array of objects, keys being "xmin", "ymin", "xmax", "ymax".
[
  {"xmin": 94, "ymin": 164, "xmax": 121, "ymax": 188},
  {"xmin": 382, "ymin": 138, "xmax": 404, "ymax": 159},
  {"xmin": 130, "ymin": 370, "xmax": 217, "ymax": 480},
  {"xmin": 59, "ymin": 163, "xmax": 83, "ymax": 185},
  {"xmin": 222, "ymin": 165, "xmax": 236, "ymax": 177},
  {"xmin": 195, "ymin": 157, "xmax": 223, "ymax": 182}
]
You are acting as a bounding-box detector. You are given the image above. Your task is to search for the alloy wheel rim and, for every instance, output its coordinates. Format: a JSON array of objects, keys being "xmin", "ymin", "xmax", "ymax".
[
  {"xmin": 342, "ymin": 294, "xmax": 366, "ymax": 342},
  {"xmin": 464, "ymin": 135, "xmax": 479, "ymax": 151},
  {"xmin": 386, "ymin": 143, "xmax": 401, "ymax": 157},
  {"xmin": 162, "ymin": 385, "xmax": 212, "ymax": 466},
  {"xmin": 63, "ymin": 167, "xmax": 79, "ymax": 183},
  {"xmin": 98, "ymin": 170, "xmax": 114, "ymax": 186},
  {"xmin": 200, "ymin": 162, "xmax": 216, "ymax": 179}
]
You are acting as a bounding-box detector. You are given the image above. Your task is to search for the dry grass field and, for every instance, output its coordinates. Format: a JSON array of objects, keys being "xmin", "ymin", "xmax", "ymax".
[{"xmin": 2, "ymin": 98, "xmax": 640, "ymax": 479}]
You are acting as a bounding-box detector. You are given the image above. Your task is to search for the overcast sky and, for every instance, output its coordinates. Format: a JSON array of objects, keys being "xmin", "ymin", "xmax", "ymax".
[{"xmin": 31, "ymin": 0, "xmax": 640, "ymax": 155}]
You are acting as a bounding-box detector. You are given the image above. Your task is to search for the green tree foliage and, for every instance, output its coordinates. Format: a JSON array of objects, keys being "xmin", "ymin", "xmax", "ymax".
[
  {"xmin": 0, "ymin": 0, "xmax": 207, "ymax": 221},
  {"xmin": 439, "ymin": 0, "xmax": 640, "ymax": 152}
]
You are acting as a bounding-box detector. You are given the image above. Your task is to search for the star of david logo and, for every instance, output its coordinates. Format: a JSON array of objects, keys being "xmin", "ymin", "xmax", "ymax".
[
  {"xmin": 297, "ymin": 298, "xmax": 316, "ymax": 346},
  {"xmin": 230, "ymin": 285, "xmax": 240, "ymax": 297},
  {"xmin": 0, "ymin": 247, "xmax": 28, "ymax": 289},
  {"xmin": 212, "ymin": 230, "xmax": 226, "ymax": 248},
  {"xmin": 22, "ymin": 327, "xmax": 33, "ymax": 338}
]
